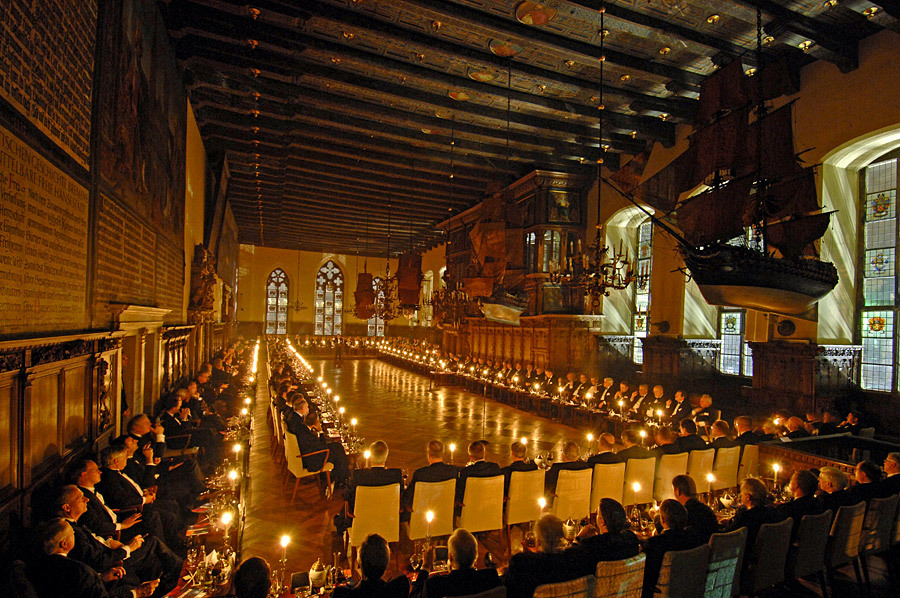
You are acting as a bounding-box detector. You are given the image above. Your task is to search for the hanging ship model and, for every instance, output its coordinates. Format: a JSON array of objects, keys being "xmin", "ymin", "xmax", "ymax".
[{"xmin": 618, "ymin": 58, "xmax": 838, "ymax": 316}]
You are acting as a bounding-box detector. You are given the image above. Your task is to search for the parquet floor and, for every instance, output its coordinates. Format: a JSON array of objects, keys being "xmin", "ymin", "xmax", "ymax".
[{"xmin": 240, "ymin": 352, "xmax": 895, "ymax": 596}]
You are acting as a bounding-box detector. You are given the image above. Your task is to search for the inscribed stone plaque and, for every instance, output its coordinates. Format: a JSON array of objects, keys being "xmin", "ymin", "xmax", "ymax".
[
  {"xmin": 0, "ymin": 125, "xmax": 89, "ymax": 335},
  {"xmin": 0, "ymin": 0, "xmax": 97, "ymax": 168}
]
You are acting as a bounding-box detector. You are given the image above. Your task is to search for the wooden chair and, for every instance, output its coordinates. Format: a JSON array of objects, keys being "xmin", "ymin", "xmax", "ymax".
[
  {"xmin": 741, "ymin": 517, "xmax": 793, "ymax": 596},
  {"xmin": 347, "ymin": 483, "xmax": 401, "ymax": 547},
  {"xmin": 282, "ymin": 431, "xmax": 332, "ymax": 503},
  {"xmin": 711, "ymin": 446, "xmax": 741, "ymax": 491},
  {"xmin": 458, "ymin": 475, "xmax": 504, "ymax": 534},
  {"xmin": 786, "ymin": 510, "xmax": 832, "ymax": 598},
  {"xmin": 859, "ymin": 493, "xmax": 899, "ymax": 593},
  {"xmin": 687, "ymin": 449, "xmax": 715, "ymax": 494},
  {"xmin": 623, "ymin": 458, "xmax": 656, "ymax": 506},
  {"xmin": 705, "ymin": 526, "xmax": 747, "ymax": 598},
  {"xmin": 737, "ymin": 444, "xmax": 758, "ymax": 481},
  {"xmin": 533, "ymin": 575, "xmax": 595, "ymax": 598},
  {"xmin": 654, "ymin": 544, "xmax": 710, "ymax": 598},
  {"xmin": 590, "ymin": 462, "xmax": 626, "ymax": 512},
  {"xmin": 825, "ymin": 501, "xmax": 866, "ymax": 593},
  {"xmin": 506, "ymin": 469, "xmax": 546, "ymax": 541},
  {"xmin": 653, "ymin": 453, "xmax": 688, "ymax": 502},
  {"xmin": 408, "ymin": 479, "xmax": 456, "ymax": 541},
  {"xmin": 551, "ymin": 468, "xmax": 593, "ymax": 521},
  {"xmin": 594, "ymin": 553, "xmax": 645, "ymax": 598}
]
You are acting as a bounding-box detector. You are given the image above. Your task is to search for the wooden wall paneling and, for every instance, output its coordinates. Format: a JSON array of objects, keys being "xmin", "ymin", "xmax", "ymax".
[
  {"xmin": 62, "ymin": 360, "xmax": 89, "ymax": 449},
  {"xmin": 523, "ymin": 324, "xmax": 533, "ymax": 365},
  {"xmin": 25, "ymin": 368, "xmax": 60, "ymax": 482},
  {"xmin": 0, "ymin": 371, "xmax": 19, "ymax": 497}
]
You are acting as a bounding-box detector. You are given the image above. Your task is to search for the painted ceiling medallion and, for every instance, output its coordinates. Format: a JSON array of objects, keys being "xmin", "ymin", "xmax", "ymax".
[
  {"xmin": 515, "ymin": 2, "xmax": 557, "ymax": 26},
  {"xmin": 467, "ymin": 67, "xmax": 498, "ymax": 82},
  {"xmin": 448, "ymin": 90, "xmax": 471, "ymax": 101},
  {"xmin": 489, "ymin": 39, "xmax": 524, "ymax": 57},
  {"xmin": 421, "ymin": 128, "xmax": 446, "ymax": 136}
]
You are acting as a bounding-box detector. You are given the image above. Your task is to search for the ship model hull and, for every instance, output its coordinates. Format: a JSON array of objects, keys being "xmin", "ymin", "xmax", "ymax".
[{"xmin": 683, "ymin": 245, "xmax": 838, "ymax": 315}]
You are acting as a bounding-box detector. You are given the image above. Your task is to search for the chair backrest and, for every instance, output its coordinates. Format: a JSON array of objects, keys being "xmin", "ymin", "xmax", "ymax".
[
  {"xmin": 622, "ymin": 458, "xmax": 656, "ymax": 506},
  {"xmin": 747, "ymin": 517, "xmax": 793, "ymax": 594},
  {"xmin": 654, "ymin": 453, "xmax": 689, "ymax": 502},
  {"xmin": 687, "ymin": 449, "xmax": 716, "ymax": 494},
  {"xmin": 861, "ymin": 493, "xmax": 900, "ymax": 554},
  {"xmin": 737, "ymin": 445, "xmax": 758, "ymax": 481},
  {"xmin": 590, "ymin": 462, "xmax": 626, "ymax": 512},
  {"xmin": 458, "ymin": 475, "xmax": 504, "ymax": 533},
  {"xmin": 789, "ymin": 510, "xmax": 832, "ymax": 579},
  {"xmin": 711, "ymin": 446, "xmax": 741, "ymax": 491},
  {"xmin": 655, "ymin": 544, "xmax": 711, "ymax": 598},
  {"xmin": 705, "ymin": 526, "xmax": 747, "ymax": 598},
  {"xmin": 507, "ymin": 469, "xmax": 547, "ymax": 526},
  {"xmin": 533, "ymin": 574, "xmax": 594, "ymax": 598},
  {"xmin": 827, "ymin": 501, "xmax": 866, "ymax": 567},
  {"xmin": 455, "ymin": 587, "xmax": 507, "ymax": 598},
  {"xmin": 283, "ymin": 431, "xmax": 305, "ymax": 477},
  {"xmin": 594, "ymin": 553, "xmax": 645, "ymax": 598},
  {"xmin": 348, "ymin": 483, "xmax": 401, "ymax": 546},
  {"xmin": 408, "ymin": 479, "xmax": 456, "ymax": 541},
  {"xmin": 2, "ymin": 560, "xmax": 38, "ymax": 598},
  {"xmin": 858, "ymin": 427, "xmax": 875, "ymax": 439},
  {"xmin": 552, "ymin": 468, "xmax": 593, "ymax": 521}
]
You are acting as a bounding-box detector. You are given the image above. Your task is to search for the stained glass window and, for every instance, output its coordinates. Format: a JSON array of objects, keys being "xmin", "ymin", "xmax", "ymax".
[
  {"xmin": 265, "ymin": 269, "xmax": 288, "ymax": 335},
  {"xmin": 633, "ymin": 221, "xmax": 653, "ymax": 363},
  {"xmin": 314, "ymin": 261, "xmax": 343, "ymax": 336},
  {"xmin": 860, "ymin": 156, "xmax": 899, "ymax": 390},
  {"xmin": 718, "ymin": 310, "xmax": 752, "ymax": 376}
]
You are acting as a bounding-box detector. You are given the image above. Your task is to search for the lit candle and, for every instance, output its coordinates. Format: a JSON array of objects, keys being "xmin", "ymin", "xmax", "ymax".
[
  {"xmin": 244, "ymin": 397, "xmax": 252, "ymax": 405},
  {"xmin": 425, "ymin": 510, "xmax": 434, "ymax": 540},
  {"xmin": 772, "ymin": 463, "xmax": 781, "ymax": 483},
  {"xmin": 317, "ymin": 377, "xmax": 323, "ymax": 383},
  {"xmin": 656, "ymin": 409, "xmax": 664, "ymax": 425},
  {"xmin": 639, "ymin": 430, "xmax": 647, "ymax": 441},
  {"xmin": 520, "ymin": 437, "xmax": 527, "ymax": 446},
  {"xmin": 221, "ymin": 511, "xmax": 233, "ymax": 533},
  {"xmin": 449, "ymin": 443, "xmax": 456, "ymax": 464},
  {"xmin": 618, "ymin": 400, "xmax": 625, "ymax": 415},
  {"xmin": 233, "ymin": 443, "xmax": 242, "ymax": 460},
  {"xmin": 228, "ymin": 469, "xmax": 238, "ymax": 488},
  {"xmin": 587, "ymin": 433, "xmax": 593, "ymax": 442},
  {"xmin": 326, "ymin": 388, "xmax": 332, "ymax": 395},
  {"xmin": 364, "ymin": 450, "xmax": 371, "ymax": 468},
  {"xmin": 706, "ymin": 473, "xmax": 715, "ymax": 485},
  {"xmin": 538, "ymin": 497, "xmax": 547, "ymax": 510},
  {"xmin": 334, "ymin": 395, "xmax": 340, "ymax": 402},
  {"xmin": 351, "ymin": 418, "xmax": 358, "ymax": 432}
]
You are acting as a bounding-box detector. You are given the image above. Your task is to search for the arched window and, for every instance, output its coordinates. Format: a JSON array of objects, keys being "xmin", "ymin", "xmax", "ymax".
[
  {"xmin": 314, "ymin": 261, "xmax": 343, "ymax": 336},
  {"xmin": 367, "ymin": 276, "xmax": 385, "ymax": 337},
  {"xmin": 860, "ymin": 153, "xmax": 900, "ymax": 390},
  {"xmin": 265, "ymin": 268, "xmax": 288, "ymax": 335},
  {"xmin": 542, "ymin": 230, "xmax": 561, "ymax": 272},
  {"xmin": 633, "ymin": 220, "xmax": 653, "ymax": 363}
]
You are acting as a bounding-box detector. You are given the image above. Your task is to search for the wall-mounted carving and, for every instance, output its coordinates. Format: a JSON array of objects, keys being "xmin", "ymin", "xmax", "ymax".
[
  {"xmin": 188, "ymin": 244, "xmax": 218, "ymax": 324},
  {"xmin": 96, "ymin": 358, "xmax": 112, "ymax": 434},
  {"xmin": 0, "ymin": 351, "xmax": 24, "ymax": 373},
  {"xmin": 32, "ymin": 340, "xmax": 93, "ymax": 366}
]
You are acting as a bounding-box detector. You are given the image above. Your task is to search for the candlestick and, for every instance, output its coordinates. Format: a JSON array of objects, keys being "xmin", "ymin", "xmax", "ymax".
[
  {"xmin": 351, "ymin": 418, "xmax": 358, "ymax": 433},
  {"xmin": 449, "ymin": 443, "xmax": 456, "ymax": 464},
  {"xmin": 364, "ymin": 450, "xmax": 371, "ymax": 468},
  {"xmin": 425, "ymin": 510, "xmax": 434, "ymax": 544}
]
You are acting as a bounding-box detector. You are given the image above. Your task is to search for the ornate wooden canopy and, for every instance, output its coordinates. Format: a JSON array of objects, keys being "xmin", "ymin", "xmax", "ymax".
[{"xmin": 161, "ymin": 0, "xmax": 897, "ymax": 256}]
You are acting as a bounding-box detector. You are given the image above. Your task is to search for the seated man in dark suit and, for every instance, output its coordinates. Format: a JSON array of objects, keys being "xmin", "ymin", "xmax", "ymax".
[
  {"xmin": 733, "ymin": 416, "xmax": 758, "ymax": 450},
  {"xmin": 665, "ymin": 390, "xmax": 691, "ymax": 425},
  {"xmin": 545, "ymin": 441, "xmax": 590, "ymax": 495},
  {"xmin": 691, "ymin": 394, "xmax": 716, "ymax": 426},
  {"xmin": 345, "ymin": 440, "xmax": 403, "ymax": 516},
  {"xmin": 785, "ymin": 417, "xmax": 811, "ymax": 440},
  {"xmin": 708, "ymin": 420, "xmax": 737, "ymax": 450},
  {"xmin": 402, "ymin": 440, "xmax": 460, "ymax": 519},
  {"xmin": 505, "ymin": 514, "xmax": 583, "ymax": 598},
  {"xmin": 627, "ymin": 384, "xmax": 652, "ymax": 417},
  {"xmin": 675, "ymin": 419, "xmax": 709, "ymax": 453},
  {"xmin": 71, "ymin": 459, "xmax": 147, "ymax": 542},
  {"xmin": 286, "ymin": 396, "xmax": 349, "ymax": 485},
  {"xmin": 726, "ymin": 478, "xmax": 776, "ymax": 552},
  {"xmin": 566, "ymin": 498, "xmax": 640, "ymax": 576},
  {"xmin": 158, "ymin": 393, "xmax": 222, "ymax": 467},
  {"xmin": 651, "ymin": 428, "xmax": 681, "ymax": 458},
  {"xmin": 500, "ymin": 441, "xmax": 537, "ymax": 496},
  {"xmin": 837, "ymin": 411, "xmax": 863, "ymax": 435},
  {"xmin": 850, "ymin": 459, "xmax": 890, "ymax": 504},
  {"xmin": 642, "ymin": 500, "xmax": 699, "ymax": 598},
  {"xmin": 592, "ymin": 377, "xmax": 615, "ymax": 409},
  {"xmin": 125, "ymin": 414, "xmax": 206, "ymax": 502},
  {"xmin": 883, "ymin": 452, "xmax": 900, "ymax": 496},
  {"xmin": 28, "ymin": 518, "xmax": 143, "ymax": 598},
  {"xmin": 456, "ymin": 441, "xmax": 501, "ymax": 507},
  {"xmin": 818, "ymin": 466, "xmax": 856, "ymax": 519},
  {"xmin": 587, "ymin": 433, "xmax": 622, "ymax": 466},
  {"xmin": 425, "ymin": 529, "xmax": 500, "ymax": 598},
  {"xmin": 332, "ymin": 534, "xmax": 410, "ymax": 598},
  {"xmin": 616, "ymin": 429, "xmax": 653, "ymax": 462},
  {"xmin": 816, "ymin": 410, "xmax": 842, "ymax": 436},
  {"xmin": 776, "ymin": 470, "xmax": 825, "ymax": 539},
  {"xmin": 672, "ymin": 474, "xmax": 719, "ymax": 544},
  {"xmin": 53, "ymin": 485, "xmax": 181, "ymax": 597}
]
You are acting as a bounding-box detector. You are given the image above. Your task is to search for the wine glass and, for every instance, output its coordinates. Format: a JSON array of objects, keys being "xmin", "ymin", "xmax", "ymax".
[{"xmin": 408, "ymin": 542, "xmax": 424, "ymax": 571}]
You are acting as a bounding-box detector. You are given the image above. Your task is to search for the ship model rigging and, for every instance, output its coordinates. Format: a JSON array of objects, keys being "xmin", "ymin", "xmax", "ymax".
[{"xmin": 613, "ymin": 52, "xmax": 839, "ymax": 316}]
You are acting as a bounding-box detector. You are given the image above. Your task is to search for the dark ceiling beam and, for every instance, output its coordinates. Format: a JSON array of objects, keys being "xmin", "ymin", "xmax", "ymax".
[
  {"xmin": 171, "ymin": 5, "xmax": 695, "ymax": 126},
  {"xmin": 732, "ymin": 0, "xmax": 864, "ymax": 71},
  {"xmin": 178, "ymin": 44, "xmax": 673, "ymax": 144},
  {"xmin": 186, "ymin": 68, "xmax": 649, "ymax": 155},
  {"xmin": 570, "ymin": 1, "xmax": 753, "ymax": 63},
  {"xmin": 317, "ymin": 0, "xmax": 705, "ymax": 87},
  {"xmin": 872, "ymin": 1, "xmax": 900, "ymax": 19}
]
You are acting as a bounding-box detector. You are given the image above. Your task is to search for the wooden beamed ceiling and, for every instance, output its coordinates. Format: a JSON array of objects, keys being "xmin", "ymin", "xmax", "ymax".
[{"xmin": 162, "ymin": 0, "xmax": 896, "ymax": 255}]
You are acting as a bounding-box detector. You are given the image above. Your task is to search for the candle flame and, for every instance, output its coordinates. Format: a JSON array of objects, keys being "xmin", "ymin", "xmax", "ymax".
[
  {"xmin": 221, "ymin": 511, "xmax": 233, "ymax": 526},
  {"xmin": 706, "ymin": 473, "xmax": 715, "ymax": 482},
  {"xmin": 449, "ymin": 443, "xmax": 456, "ymax": 452},
  {"xmin": 364, "ymin": 450, "xmax": 371, "ymax": 459},
  {"xmin": 538, "ymin": 497, "xmax": 547, "ymax": 508},
  {"xmin": 351, "ymin": 418, "xmax": 358, "ymax": 426},
  {"xmin": 587, "ymin": 433, "xmax": 593, "ymax": 442},
  {"xmin": 632, "ymin": 482, "xmax": 641, "ymax": 492},
  {"xmin": 425, "ymin": 511, "xmax": 434, "ymax": 523},
  {"xmin": 233, "ymin": 443, "xmax": 242, "ymax": 453},
  {"xmin": 228, "ymin": 470, "xmax": 238, "ymax": 480},
  {"xmin": 520, "ymin": 437, "xmax": 527, "ymax": 445},
  {"xmin": 280, "ymin": 535, "xmax": 290, "ymax": 548}
]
